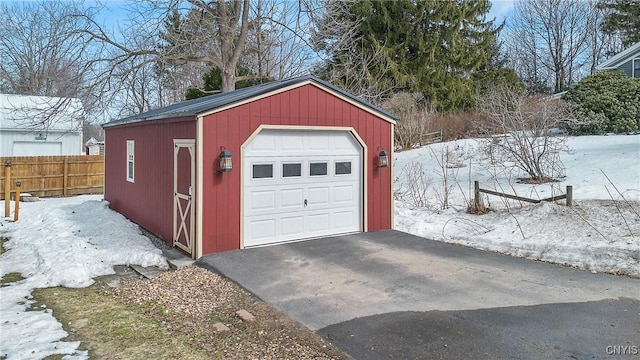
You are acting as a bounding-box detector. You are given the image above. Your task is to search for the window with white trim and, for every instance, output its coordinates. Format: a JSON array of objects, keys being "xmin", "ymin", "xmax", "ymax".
[
  {"xmin": 252, "ymin": 164, "xmax": 273, "ymax": 179},
  {"xmin": 634, "ymin": 58, "xmax": 640, "ymax": 78},
  {"xmin": 126, "ymin": 140, "xmax": 134, "ymax": 182}
]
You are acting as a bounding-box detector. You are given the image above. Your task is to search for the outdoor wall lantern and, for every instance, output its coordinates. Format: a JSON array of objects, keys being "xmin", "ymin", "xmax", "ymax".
[
  {"xmin": 378, "ymin": 149, "xmax": 389, "ymax": 168},
  {"xmin": 218, "ymin": 148, "xmax": 232, "ymax": 172}
]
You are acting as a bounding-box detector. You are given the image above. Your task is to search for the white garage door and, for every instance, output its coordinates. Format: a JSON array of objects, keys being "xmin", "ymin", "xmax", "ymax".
[
  {"xmin": 243, "ymin": 129, "xmax": 363, "ymax": 247},
  {"xmin": 13, "ymin": 142, "xmax": 62, "ymax": 156}
]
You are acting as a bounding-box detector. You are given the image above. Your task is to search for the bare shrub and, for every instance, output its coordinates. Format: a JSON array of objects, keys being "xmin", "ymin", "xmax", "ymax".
[
  {"xmin": 430, "ymin": 111, "xmax": 491, "ymax": 141},
  {"xmin": 398, "ymin": 161, "xmax": 433, "ymax": 207},
  {"xmin": 477, "ymin": 86, "xmax": 575, "ymax": 182},
  {"xmin": 429, "ymin": 146, "xmax": 457, "ymax": 210},
  {"xmin": 383, "ymin": 92, "xmax": 435, "ymax": 151}
]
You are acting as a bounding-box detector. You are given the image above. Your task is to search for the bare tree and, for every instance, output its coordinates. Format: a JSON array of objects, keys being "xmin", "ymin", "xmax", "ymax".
[
  {"xmin": 506, "ymin": 0, "xmax": 594, "ymax": 93},
  {"xmin": 477, "ymin": 86, "xmax": 576, "ymax": 181},
  {"xmin": 585, "ymin": 0, "xmax": 623, "ymax": 75},
  {"xmin": 245, "ymin": 0, "xmax": 316, "ymax": 80},
  {"xmin": 382, "ymin": 92, "xmax": 434, "ymax": 151},
  {"xmin": 0, "ymin": 1, "xmax": 103, "ymax": 128},
  {"xmin": 79, "ymin": 0, "xmax": 250, "ymax": 94}
]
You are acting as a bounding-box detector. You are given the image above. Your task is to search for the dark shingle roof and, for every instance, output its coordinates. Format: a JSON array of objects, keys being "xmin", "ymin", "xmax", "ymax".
[{"xmin": 103, "ymin": 75, "xmax": 397, "ymax": 128}]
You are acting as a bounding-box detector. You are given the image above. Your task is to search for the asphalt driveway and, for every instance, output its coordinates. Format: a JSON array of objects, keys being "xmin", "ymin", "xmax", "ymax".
[{"xmin": 198, "ymin": 230, "xmax": 640, "ymax": 359}]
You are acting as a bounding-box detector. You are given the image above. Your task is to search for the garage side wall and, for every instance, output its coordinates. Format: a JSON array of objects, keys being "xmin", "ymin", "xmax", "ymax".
[
  {"xmin": 104, "ymin": 117, "xmax": 196, "ymax": 245},
  {"xmin": 201, "ymin": 84, "xmax": 392, "ymax": 254}
]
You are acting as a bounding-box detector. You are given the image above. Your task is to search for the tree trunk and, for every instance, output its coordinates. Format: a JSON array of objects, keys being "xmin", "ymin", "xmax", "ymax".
[{"xmin": 221, "ymin": 68, "xmax": 236, "ymax": 92}]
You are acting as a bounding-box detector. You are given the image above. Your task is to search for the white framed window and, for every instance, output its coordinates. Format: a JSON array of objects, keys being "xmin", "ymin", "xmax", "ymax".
[
  {"xmin": 282, "ymin": 163, "xmax": 302, "ymax": 178},
  {"xmin": 335, "ymin": 161, "xmax": 352, "ymax": 175},
  {"xmin": 126, "ymin": 140, "xmax": 134, "ymax": 182},
  {"xmin": 634, "ymin": 58, "xmax": 640, "ymax": 78},
  {"xmin": 309, "ymin": 162, "xmax": 328, "ymax": 176},
  {"xmin": 252, "ymin": 163, "xmax": 273, "ymax": 179}
]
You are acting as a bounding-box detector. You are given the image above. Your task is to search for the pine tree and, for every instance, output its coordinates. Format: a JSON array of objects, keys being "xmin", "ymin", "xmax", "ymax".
[
  {"xmin": 315, "ymin": 0, "xmax": 501, "ymax": 111},
  {"xmin": 599, "ymin": 0, "xmax": 640, "ymax": 47}
]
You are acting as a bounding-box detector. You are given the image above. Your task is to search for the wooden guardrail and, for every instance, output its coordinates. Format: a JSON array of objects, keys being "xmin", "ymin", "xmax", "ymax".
[
  {"xmin": 420, "ymin": 130, "xmax": 443, "ymax": 146},
  {"xmin": 474, "ymin": 180, "xmax": 572, "ymax": 207},
  {"xmin": 0, "ymin": 155, "xmax": 104, "ymax": 200}
]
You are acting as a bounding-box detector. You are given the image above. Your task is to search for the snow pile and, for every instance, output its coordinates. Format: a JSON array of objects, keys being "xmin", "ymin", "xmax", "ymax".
[
  {"xmin": 0, "ymin": 195, "xmax": 167, "ymax": 360},
  {"xmin": 395, "ymin": 134, "xmax": 640, "ymax": 277},
  {"xmin": 0, "ymin": 134, "xmax": 638, "ymax": 359}
]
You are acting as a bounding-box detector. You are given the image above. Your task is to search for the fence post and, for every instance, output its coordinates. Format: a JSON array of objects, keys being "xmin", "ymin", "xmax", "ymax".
[
  {"xmin": 4, "ymin": 161, "xmax": 10, "ymax": 217},
  {"xmin": 14, "ymin": 181, "xmax": 21, "ymax": 222},
  {"xmin": 474, "ymin": 180, "xmax": 480, "ymax": 208},
  {"xmin": 566, "ymin": 185, "xmax": 573, "ymax": 207},
  {"xmin": 63, "ymin": 156, "xmax": 68, "ymax": 196}
]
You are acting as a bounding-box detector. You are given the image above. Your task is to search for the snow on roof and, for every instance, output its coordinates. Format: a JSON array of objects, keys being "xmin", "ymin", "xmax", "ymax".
[
  {"xmin": 0, "ymin": 94, "xmax": 84, "ymax": 132},
  {"xmin": 103, "ymin": 75, "xmax": 398, "ymax": 128}
]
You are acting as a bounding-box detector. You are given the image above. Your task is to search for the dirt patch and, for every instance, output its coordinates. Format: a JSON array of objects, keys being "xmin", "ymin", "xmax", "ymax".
[
  {"xmin": 0, "ymin": 272, "xmax": 24, "ymax": 286},
  {"xmin": 33, "ymin": 266, "xmax": 347, "ymax": 359},
  {"xmin": 516, "ymin": 177, "xmax": 562, "ymax": 184},
  {"xmin": 0, "ymin": 237, "xmax": 7, "ymax": 255}
]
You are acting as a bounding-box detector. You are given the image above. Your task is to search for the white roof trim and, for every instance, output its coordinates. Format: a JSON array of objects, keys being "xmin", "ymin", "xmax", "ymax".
[{"xmin": 596, "ymin": 42, "xmax": 640, "ymax": 70}]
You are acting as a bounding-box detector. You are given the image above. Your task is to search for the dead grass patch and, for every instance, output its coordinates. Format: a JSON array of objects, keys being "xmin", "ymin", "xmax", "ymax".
[
  {"xmin": 0, "ymin": 272, "xmax": 25, "ymax": 286},
  {"xmin": 32, "ymin": 284, "xmax": 210, "ymax": 359},
  {"xmin": 1, "ymin": 237, "xmax": 7, "ymax": 255},
  {"xmin": 31, "ymin": 266, "xmax": 347, "ymax": 359}
]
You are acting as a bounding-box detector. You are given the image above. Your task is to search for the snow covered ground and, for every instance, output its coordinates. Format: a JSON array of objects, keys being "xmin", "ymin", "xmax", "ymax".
[
  {"xmin": 395, "ymin": 134, "xmax": 640, "ymax": 277},
  {"xmin": 0, "ymin": 134, "xmax": 638, "ymax": 359},
  {"xmin": 0, "ymin": 196, "xmax": 167, "ymax": 359}
]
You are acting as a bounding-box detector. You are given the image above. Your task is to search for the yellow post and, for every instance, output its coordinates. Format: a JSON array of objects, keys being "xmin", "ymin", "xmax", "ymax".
[
  {"xmin": 14, "ymin": 181, "xmax": 21, "ymax": 222},
  {"xmin": 4, "ymin": 161, "xmax": 11, "ymax": 217}
]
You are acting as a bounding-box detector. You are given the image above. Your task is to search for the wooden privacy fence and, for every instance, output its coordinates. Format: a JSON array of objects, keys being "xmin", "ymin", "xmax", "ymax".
[
  {"xmin": 474, "ymin": 180, "xmax": 573, "ymax": 207},
  {"xmin": 0, "ymin": 155, "xmax": 104, "ymax": 200}
]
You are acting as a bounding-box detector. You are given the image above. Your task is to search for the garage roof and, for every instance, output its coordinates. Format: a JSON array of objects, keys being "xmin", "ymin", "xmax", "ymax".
[{"xmin": 103, "ymin": 75, "xmax": 397, "ymax": 128}]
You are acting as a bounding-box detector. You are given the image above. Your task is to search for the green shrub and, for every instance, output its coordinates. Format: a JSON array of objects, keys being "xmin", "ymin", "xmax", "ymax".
[{"xmin": 563, "ymin": 71, "xmax": 640, "ymax": 134}]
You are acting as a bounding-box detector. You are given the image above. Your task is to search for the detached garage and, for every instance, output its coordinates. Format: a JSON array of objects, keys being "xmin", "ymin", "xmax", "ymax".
[{"xmin": 103, "ymin": 75, "xmax": 396, "ymax": 259}]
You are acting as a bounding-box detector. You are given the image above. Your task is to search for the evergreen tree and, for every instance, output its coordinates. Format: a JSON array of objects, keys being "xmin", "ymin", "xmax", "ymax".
[
  {"xmin": 599, "ymin": 0, "xmax": 640, "ymax": 47},
  {"xmin": 315, "ymin": 0, "xmax": 501, "ymax": 111},
  {"xmin": 185, "ymin": 66, "xmax": 270, "ymax": 100}
]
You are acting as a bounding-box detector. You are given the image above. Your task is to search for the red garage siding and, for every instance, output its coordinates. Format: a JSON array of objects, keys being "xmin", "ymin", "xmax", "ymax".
[
  {"xmin": 200, "ymin": 84, "xmax": 392, "ymax": 254},
  {"xmin": 104, "ymin": 117, "xmax": 196, "ymax": 244},
  {"xmin": 103, "ymin": 76, "xmax": 395, "ymax": 258}
]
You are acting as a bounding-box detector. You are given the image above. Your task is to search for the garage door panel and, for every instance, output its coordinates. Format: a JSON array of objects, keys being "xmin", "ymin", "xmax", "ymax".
[
  {"xmin": 280, "ymin": 133, "xmax": 304, "ymax": 151},
  {"xmin": 249, "ymin": 219, "xmax": 276, "ymax": 241},
  {"xmin": 334, "ymin": 185, "xmax": 355, "ymax": 203},
  {"xmin": 280, "ymin": 188, "xmax": 304, "ymax": 208},
  {"xmin": 281, "ymin": 216, "xmax": 304, "ymax": 236},
  {"xmin": 244, "ymin": 130, "xmax": 362, "ymax": 248},
  {"xmin": 307, "ymin": 213, "xmax": 330, "ymax": 232},
  {"xmin": 333, "ymin": 135, "xmax": 358, "ymax": 151},
  {"xmin": 250, "ymin": 134, "xmax": 277, "ymax": 152},
  {"xmin": 334, "ymin": 210, "xmax": 357, "ymax": 229},
  {"xmin": 249, "ymin": 190, "xmax": 277, "ymax": 211},
  {"xmin": 307, "ymin": 186, "xmax": 330, "ymax": 206}
]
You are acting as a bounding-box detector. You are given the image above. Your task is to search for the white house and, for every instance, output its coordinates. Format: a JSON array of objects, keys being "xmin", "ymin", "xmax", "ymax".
[
  {"xmin": 0, "ymin": 94, "xmax": 84, "ymax": 156},
  {"xmin": 84, "ymin": 136, "xmax": 104, "ymax": 155}
]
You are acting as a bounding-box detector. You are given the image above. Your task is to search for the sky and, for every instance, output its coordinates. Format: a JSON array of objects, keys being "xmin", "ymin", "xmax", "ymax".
[
  {"xmin": 489, "ymin": 0, "xmax": 515, "ymax": 21},
  {"xmin": 92, "ymin": 0, "xmax": 517, "ymax": 32},
  {"xmin": 1, "ymin": 133, "xmax": 638, "ymax": 359}
]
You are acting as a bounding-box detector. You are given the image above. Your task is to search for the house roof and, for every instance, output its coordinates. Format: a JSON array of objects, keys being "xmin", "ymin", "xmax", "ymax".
[
  {"xmin": 0, "ymin": 94, "xmax": 84, "ymax": 132},
  {"xmin": 596, "ymin": 42, "xmax": 640, "ymax": 70},
  {"xmin": 103, "ymin": 75, "xmax": 398, "ymax": 128}
]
